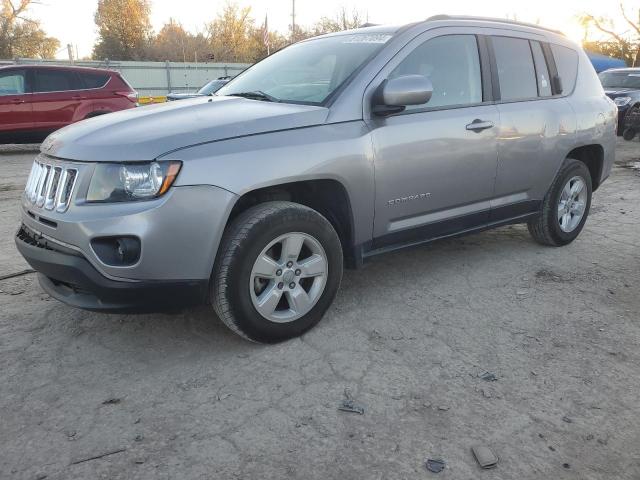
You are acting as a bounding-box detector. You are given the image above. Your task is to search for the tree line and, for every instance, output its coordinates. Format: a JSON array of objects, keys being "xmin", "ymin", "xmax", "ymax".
[
  {"xmin": 93, "ymin": 0, "xmax": 366, "ymax": 62},
  {"xmin": 2, "ymin": 0, "xmax": 640, "ymax": 66}
]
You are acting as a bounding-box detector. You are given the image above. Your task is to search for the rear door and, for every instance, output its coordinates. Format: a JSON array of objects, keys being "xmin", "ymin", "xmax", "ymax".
[
  {"xmin": 30, "ymin": 68, "xmax": 83, "ymax": 131},
  {"xmin": 489, "ymin": 34, "xmax": 577, "ymax": 219},
  {"xmin": 76, "ymin": 70, "xmax": 112, "ymax": 111},
  {"xmin": 0, "ymin": 69, "xmax": 33, "ymax": 133}
]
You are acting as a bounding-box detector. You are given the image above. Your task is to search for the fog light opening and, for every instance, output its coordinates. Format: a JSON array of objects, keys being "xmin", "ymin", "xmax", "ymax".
[{"xmin": 91, "ymin": 236, "xmax": 141, "ymax": 266}]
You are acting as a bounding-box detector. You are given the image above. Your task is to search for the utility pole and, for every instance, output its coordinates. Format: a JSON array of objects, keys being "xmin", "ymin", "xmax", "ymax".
[
  {"xmin": 291, "ymin": 0, "xmax": 296, "ymax": 42},
  {"xmin": 67, "ymin": 44, "xmax": 74, "ymax": 64}
]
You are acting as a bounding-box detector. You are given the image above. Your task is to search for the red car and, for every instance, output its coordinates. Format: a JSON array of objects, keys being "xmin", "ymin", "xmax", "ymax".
[{"xmin": 0, "ymin": 65, "xmax": 138, "ymax": 143}]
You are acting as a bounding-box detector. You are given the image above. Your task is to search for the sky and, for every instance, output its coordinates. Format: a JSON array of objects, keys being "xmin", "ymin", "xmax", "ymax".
[{"xmin": 28, "ymin": 0, "xmax": 639, "ymax": 59}]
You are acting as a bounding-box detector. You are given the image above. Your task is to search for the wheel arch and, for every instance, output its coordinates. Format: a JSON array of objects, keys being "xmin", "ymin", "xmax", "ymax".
[
  {"xmin": 223, "ymin": 179, "xmax": 358, "ymax": 268},
  {"xmin": 84, "ymin": 110, "xmax": 112, "ymax": 120},
  {"xmin": 566, "ymin": 144, "xmax": 604, "ymax": 190}
]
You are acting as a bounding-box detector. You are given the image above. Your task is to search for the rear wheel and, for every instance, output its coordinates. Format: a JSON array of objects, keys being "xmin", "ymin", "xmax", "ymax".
[
  {"xmin": 623, "ymin": 127, "xmax": 637, "ymax": 141},
  {"xmin": 528, "ymin": 158, "xmax": 592, "ymax": 246},
  {"xmin": 212, "ymin": 201, "xmax": 343, "ymax": 343}
]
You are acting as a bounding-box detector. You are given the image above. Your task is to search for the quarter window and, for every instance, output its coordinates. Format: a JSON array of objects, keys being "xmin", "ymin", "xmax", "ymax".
[
  {"xmin": 33, "ymin": 69, "xmax": 79, "ymax": 93},
  {"xmin": 389, "ymin": 35, "xmax": 482, "ymax": 109},
  {"xmin": 530, "ymin": 41, "xmax": 552, "ymax": 97},
  {"xmin": 551, "ymin": 44, "xmax": 579, "ymax": 95},
  {"xmin": 0, "ymin": 71, "xmax": 26, "ymax": 96},
  {"xmin": 492, "ymin": 36, "xmax": 538, "ymax": 101},
  {"xmin": 79, "ymin": 72, "xmax": 110, "ymax": 89}
]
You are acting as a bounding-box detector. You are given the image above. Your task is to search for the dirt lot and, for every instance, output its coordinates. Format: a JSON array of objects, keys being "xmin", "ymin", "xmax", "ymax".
[{"xmin": 1, "ymin": 140, "xmax": 639, "ymax": 480}]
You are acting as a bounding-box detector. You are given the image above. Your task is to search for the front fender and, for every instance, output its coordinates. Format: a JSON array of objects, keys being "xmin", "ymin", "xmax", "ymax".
[{"xmin": 161, "ymin": 122, "xmax": 376, "ymax": 246}]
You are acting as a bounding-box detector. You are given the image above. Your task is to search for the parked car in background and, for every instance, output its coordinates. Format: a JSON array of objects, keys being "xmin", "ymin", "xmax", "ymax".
[
  {"xmin": 0, "ymin": 65, "xmax": 138, "ymax": 143},
  {"xmin": 166, "ymin": 77, "xmax": 230, "ymax": 101},
  {"xmin": 16, "ymin": 17, "xmax": 616, "ymax": 343},
  {"xmin": 599, "ymin": 68, "xmax": 640, "ymax": 135}
]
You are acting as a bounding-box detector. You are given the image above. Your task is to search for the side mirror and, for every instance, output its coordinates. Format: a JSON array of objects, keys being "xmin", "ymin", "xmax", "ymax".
[{"xmin": 374, "ymin": 74, "xmax": 433, "ymax": 115}]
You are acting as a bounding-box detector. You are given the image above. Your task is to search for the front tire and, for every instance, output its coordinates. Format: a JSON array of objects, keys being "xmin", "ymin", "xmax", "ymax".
[
  {"xmin": 528, "ymin": 158, "xmax": 592, "ymax": 247},
  {"xmin": 212, "ymin": 201, "xmax": 343, "ymax": 343}
]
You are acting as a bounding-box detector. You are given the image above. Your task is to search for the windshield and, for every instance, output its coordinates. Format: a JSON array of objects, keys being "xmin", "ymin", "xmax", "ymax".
[
  {"xmin": 216, "ymin": 33, "xmax": 392, "ymax": 105},
  {"xmin": 198, "ymin": 79, "xmax": 227, "ymax": 95},
  {"xmin": 599, "ymin": 71, "xmax": 640, "ymax": 89}
]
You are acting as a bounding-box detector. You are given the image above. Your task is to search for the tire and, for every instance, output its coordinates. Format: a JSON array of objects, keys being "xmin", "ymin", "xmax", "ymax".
[
  {"xmin": 528, "ymin": 158, "xmax": 592, "ymax": 247},
  {"xmin": 212, "ymin": 201, "xmax": 343, "ymax": 343},
  {"xmin": 623, "ymin": 127, "xmax": 636, "ymax": 141}
]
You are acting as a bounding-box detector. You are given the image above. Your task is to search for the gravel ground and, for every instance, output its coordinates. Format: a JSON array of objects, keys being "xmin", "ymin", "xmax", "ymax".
[{"xmin": 1, "ymin": 139, "xmax": 639, "ymax": 480}]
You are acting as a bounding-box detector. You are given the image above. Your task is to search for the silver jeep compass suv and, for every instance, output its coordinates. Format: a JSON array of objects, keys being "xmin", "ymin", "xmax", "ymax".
[{"xmin": 16, "ymin": 16, "xmax": 617, "ymax": 343}]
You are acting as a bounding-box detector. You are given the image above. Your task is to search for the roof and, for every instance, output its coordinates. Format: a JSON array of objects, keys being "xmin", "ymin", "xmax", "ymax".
[
  {"xmin": 336, "ymin": 15, "xmax": 566, "ymax": 40},
  {"xmin": 599, "ymin": 67, "xmax": 639, "ymax": 72},
  {"xmin": 0, "ymin": 64, "xmax": 115, "ymax": 73},
  {"xmin": 425, "ymin": 15, "xmax": 565, "ymax": 36}
]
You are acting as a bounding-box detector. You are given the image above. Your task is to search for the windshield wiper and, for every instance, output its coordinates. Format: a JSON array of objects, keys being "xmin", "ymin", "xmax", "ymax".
[{"xmin": 228, "ymin": 91, "xmax": 279, "ymax": 102}]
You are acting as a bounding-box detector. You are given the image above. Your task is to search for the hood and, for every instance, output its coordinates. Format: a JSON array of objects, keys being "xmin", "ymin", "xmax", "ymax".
[
  {"xmin": 167, "ymin": 92, "xmax": 200, "ymax": 97},
  {"xmin": 42, "ymin": 96, "xmax": 329, "ymax": 162}
]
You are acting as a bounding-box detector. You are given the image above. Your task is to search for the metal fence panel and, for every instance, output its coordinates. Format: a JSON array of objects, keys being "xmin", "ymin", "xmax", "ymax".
[{"xmin": 0, "ymin": 59, "xmax": 251, "ymax": 96}]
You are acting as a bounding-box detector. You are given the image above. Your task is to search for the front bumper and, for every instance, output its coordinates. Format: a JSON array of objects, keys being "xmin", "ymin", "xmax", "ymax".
[
  {"xmin": 16, "ymin": 224, "xmax": 208, "ymax": 312},
  {"xmin": 20, "ymin": 181, "xmax": 236, "ymax": 281},
  {"xmin": 17, "ymin": 169, "xmax": 238, "ymax": 311}
]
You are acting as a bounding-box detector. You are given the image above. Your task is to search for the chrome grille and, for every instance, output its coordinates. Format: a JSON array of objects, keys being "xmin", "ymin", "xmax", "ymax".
[{"xmin": 24, "ymin": 159, "xmax": 78, "ymax": 213}]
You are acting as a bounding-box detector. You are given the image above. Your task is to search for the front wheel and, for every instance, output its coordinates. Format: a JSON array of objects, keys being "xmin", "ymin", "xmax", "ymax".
[
  {"xmin": 212, "ymin": 201, "xmax": 343, "ymax": 343},
  {"xmin": 528, "ymin": 158, "xmax": 592, "ymax": 247}
]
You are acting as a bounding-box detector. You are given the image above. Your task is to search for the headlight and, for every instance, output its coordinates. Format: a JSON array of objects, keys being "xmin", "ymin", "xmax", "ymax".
[
  {"xmin": 614, "ymin": 96, "xmax": 632, "ymax": 106},
  {"xmin": 87, "ymin": 161, "xmax": 182, "ymax": 202}
]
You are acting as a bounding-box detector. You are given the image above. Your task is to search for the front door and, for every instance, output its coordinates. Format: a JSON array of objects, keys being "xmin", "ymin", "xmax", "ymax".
[
  {"xmin": 366, "ymin": 33, "xmax": 499, "ymax": 247},
  {"xmin": 0, "ymin": 69, "xmax": 33, "ymax": 134}
]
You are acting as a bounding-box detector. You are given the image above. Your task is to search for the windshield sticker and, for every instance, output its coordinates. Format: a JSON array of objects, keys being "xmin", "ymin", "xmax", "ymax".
[{"xmin": 341, "ymin": 34, "xmax": 392, "ymax": 44}]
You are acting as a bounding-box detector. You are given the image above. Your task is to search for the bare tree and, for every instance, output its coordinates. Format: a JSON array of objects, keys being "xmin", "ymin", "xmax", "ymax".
[{"xmin": 582, "ymin": 3, "xmax": 640, "ymax": 66}]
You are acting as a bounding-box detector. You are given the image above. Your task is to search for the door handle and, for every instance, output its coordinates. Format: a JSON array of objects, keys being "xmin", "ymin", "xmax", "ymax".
[
  {"xmin": 466, "ymin": 119, "xmax": 494, "ymax": 132},
  {"xmin": 71, "ymin": 96, "xmax": 84, "ymax": 100},
  {"xmin": 10, "ymin": 99, "xmax": 25, "ymax": 104}
]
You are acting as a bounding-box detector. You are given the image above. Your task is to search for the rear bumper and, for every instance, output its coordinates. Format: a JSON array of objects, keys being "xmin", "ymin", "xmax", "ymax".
[{"xmin": 16, "ymin": 225, "xmax": 207, "ymax": 312}]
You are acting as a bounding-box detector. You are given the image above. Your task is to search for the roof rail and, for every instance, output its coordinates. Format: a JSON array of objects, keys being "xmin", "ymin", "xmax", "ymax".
[{"xmin": 426, "ymin": 15, "xmax": 565, "ymax": 36}]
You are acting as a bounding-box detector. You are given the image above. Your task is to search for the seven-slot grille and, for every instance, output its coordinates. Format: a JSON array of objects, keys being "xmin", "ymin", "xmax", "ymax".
[{"xmin": 24, "ymin": 159, "xmax": 78, "ymax": 213}]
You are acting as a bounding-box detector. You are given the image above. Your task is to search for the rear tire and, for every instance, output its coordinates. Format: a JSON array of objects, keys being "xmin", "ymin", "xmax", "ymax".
[
  {"xmin": 212, "ymin": 201, "xmax": 343, "ymax": 343},
  {"xmin": 528, "ymin": 158, "xmax": 592, "ymax": 247},
  {"xmin": 623, "ymin": 127, "xmax": 637, "ymax": 141}
]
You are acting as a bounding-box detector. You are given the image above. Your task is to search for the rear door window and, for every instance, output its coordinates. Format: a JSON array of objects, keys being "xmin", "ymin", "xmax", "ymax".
[
  {"xmin": 492, "ymin": 36, "xmax": 538, "ymax": 101},
  {"xmin": 389, "ymin": 34, "xmax": 483, "ymax": 110},
  {"xmin": 0, "ymin": 70, "xmax": 26, "ymax": 96},
  {"xmin": 551, "ymin": 44, "xmax": 579, "ymax": 95},
  {"xmin": 79, "ymin": 72, "xmax": 110, "ymax": 89},
  {"xmin": 33, "ymin": 69, "xmax": 80, "ymax": 93}
]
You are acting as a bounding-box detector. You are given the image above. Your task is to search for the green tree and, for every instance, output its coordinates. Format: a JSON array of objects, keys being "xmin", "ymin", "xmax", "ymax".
[
  {"xmin": 93, "ymin": 0, "xmax": 152, "ymax": 60},
  {"xmin": 0, "ymin": 0, "xmax": 60, "ymax": 58}
]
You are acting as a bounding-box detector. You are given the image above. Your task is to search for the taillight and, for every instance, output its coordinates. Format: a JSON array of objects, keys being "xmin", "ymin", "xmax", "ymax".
[{"xmin": 115, "ymin": 91, "xmax": 138, "ymax": 103}]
